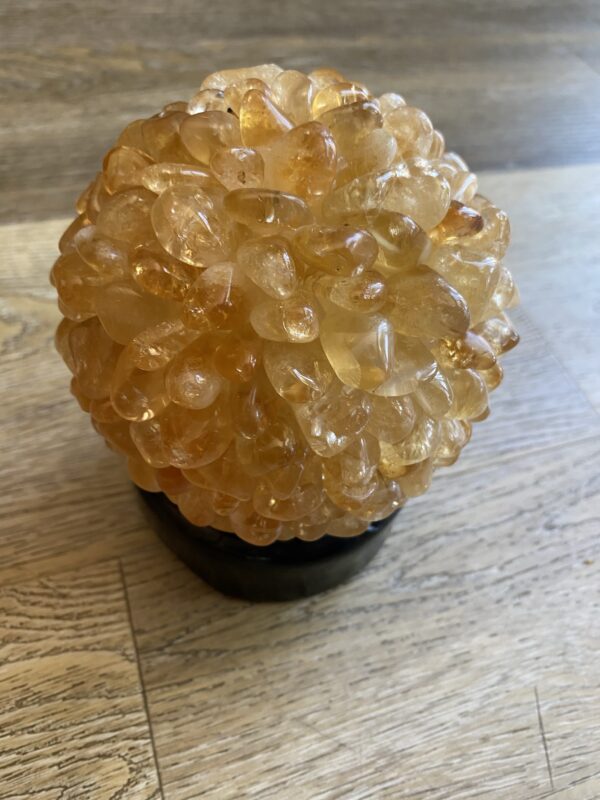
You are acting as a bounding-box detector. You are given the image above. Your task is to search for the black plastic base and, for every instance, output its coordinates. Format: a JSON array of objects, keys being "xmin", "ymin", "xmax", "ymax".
[{"xmin": 137, "ymin": 488, "xmax": 399, "ymax": 601}]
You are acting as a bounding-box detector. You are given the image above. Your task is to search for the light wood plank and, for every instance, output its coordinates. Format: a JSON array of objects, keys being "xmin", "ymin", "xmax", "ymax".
[
  {"xmin": 0, "ymin": 560, "xmax": 161, "ymax": 799},
  {"xmin": 122, "ymin": 436, "xmax": 600, "ymax": 799},
  {"xmin": 479, "ymin": 164, "xmax": 600, "ymax": 412},
  {"xmin": 2, "ymin": 1, "xmax": 600, "ymax": 220}
]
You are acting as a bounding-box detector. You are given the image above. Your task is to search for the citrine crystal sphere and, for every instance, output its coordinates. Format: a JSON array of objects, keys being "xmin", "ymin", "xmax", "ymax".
[{"xmin": 52, "ymin": 64, "xmax": 519, "ymax": 546}]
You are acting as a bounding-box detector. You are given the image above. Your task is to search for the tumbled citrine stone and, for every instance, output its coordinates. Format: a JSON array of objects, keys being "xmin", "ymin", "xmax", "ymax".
[
  {"xmin": 111, "ymin": 347, "xmax": 169, "ymax": 421},
  {"xmin": 363, "ymin": 210, "xmax": 428, "ymax": 270},
  {"xmin": 312, "ymin": 82, "xmax": 371, "ymax": 117},
  {"xmin": 413, "ymin": 369, "xmax": 454, "ymax": 419},
  {"xmin": 473, "ymin": 315, "xmax": 520, "ymax": 355},
  {"xmin": 140, "ymin": 162, "xmax": 215, "ymax": 193},
  {"xmin": 96, "ymin": 187, "xmax": 156, "ymax": 245},
  {"xmin": 444, "ymin": 368, "xmax": 489, "ymax": 420},
  {"xmin": 213, "ymin": 336, "xmax": 261, "ymax": 383},
  {"xmin": 52, "ymin": 63, "xmax": 518, "ymax": 543},
  {"xmin": 367, "ymin": 394, "xmax": 416, "ymax": 444},
  {"xmin": 379, "ymin": 414, "xmax": 440, "ymax": 473},
  {"xmin": 266, "ymin": 122, "xmax": 337, "ymax": 198},
  {"xmin": 64, "ymin": 316, "xmax": 123, "ymax": 400},
  {"xmin": 95, "ymin": 281, "xmax": 179, "ymax": 345},
  {"xmin": 131, "ymin": 243, "xmax": 196, "ymax": 301},
  {"xmin": 182, "ymin": 262, "xmax": 247, "ymax": 332},
  {"xmin": 322, "ymin": 434, "xmax": 380, "ymax": 511},
  {"xmin": 294, "ymin": 382, "xmax": 371, "ymax": 457},
  {"xmin": 263, "ymin": 341, "xmax": 334, "ymax": 403},
  {"xmin": 239, "ymin": 90, "xmax": 293, "ymax": 147},
  {"xmin": 430, "ymin": 200, "xmax": 485, "ymax": 243},
  {"xmin": 325, "ymin": 269, "xmax": 387, "ymax": 313},
  {"xmin": 272, "ymin": 70, "xmax": 314, "ymax": 124},
  {"xmin": 141, "ymin": 111, "xmax": 190, "ymax": 162},
  {"xmin": 151, "ymin": 185, "xmax": 235, "ymax": 266},
  {"xmin": 250, "ymin": 292, "xmax": 319, "ymax": 343},
  {"xmin": 435, "ymin": 331, "xmax": 496, "ymax": 370},
  {"xmin": 122, "ymin": 322, "xmax": 194, "ymax": 376},
  {"xmin": 293, "ymin": 224, "xmax": 378, "ymax": 275},
  {"xmin": 223, "ymin": 78, "xmax": 271, "ymax": 116},
  {"xmin": 103, "ymin": 146, "xmax": 154, "ymax": 194},
  {"xmin": 224, "ymin": 188, "xmax": 311, "ymax": 232},
  {"xmin": 387, "ymin": 266, "xmax": 470, "ymax": 339},
  {"xmin": 383, "ymin": 106, "xmax": 434, "ymax": 157},
  {"xmin": 237, "ymin": 236, "xmax": 298, "ymax": 299},
  {"xmin": 320, "ymin": 312, "xmax": 395, "ymax": 391},
  {"xmin": 320, "ymin": 100, "xmax": 383, "ymax": 155},
  {"xmin": 165, "ymin": 338, "xmax": 223, "ymax": 409},
  {"xmin": 210, "ymin": 147, "xmax": 264, "ymax": 190},
  {"xmin": 180, "ymin": 111, "xmax": 241, "ymax": 163}
]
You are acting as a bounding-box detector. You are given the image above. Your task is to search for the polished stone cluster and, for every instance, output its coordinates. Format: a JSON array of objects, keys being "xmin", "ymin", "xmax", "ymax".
[{"xmin": 52, "ymin": 64, "xmax": 519, "ymax": 545}]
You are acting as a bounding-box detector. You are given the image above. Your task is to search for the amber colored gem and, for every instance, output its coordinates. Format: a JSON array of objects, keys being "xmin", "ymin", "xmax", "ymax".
[
  {"xmin": 272, "ymin": 70, "xmax": 314, "ymax": 124},
  {"xmin": 320, "ymin": 312, "xmax": 395, "ymax": 391},
  {"xmin": 312, "ymin": 82, "xmax": 370, "ymax": 117},
  {"xmin": 223, "ymin": 78, "xmax": 271, "ymax": 116},
  {"xmin": 435, "ymin": 331, "xmax": 496, "ymax": 370},
  {"xmin": 141, "ymin": 111, "xmax": 190, "ymax": 162},
  {"xmin": 166, "ymin": 339, "xmax": 223, "ymax": 409},
  {"xmin": 140, "ymin": 162, "xmax": 215, "ymax": 193},
  {"xmin": 180, "ymin": 111, "xmax": 241, "ymax": 164},
  {"xmin": 293, "ymin": 224, "xmax": 378, "ymax": 275},
  {"xmin": 111, "ymin": 347, "xmax": 168, "ymax": 421},
  {"xmin": 187, "ymin": 88, "xmax": 227, "ymax": 115},
  {"xmin": 325, "ymin": 270, "xmax": 388, "ymax": 313},
  {"xmin": 151, "ymin": 185, "xmax": 235, "ymax": 266},
  {"xmin": 95, "ymin": 281, "xmax": 179, "ymax": 345},
  {"xmin": 266, "ymin": 122, "xmax": 337, "ymax": 198},
  {"xmin": 263, "ymin": 340, "xmax": 334, "ymax": 404},
  {"xmin": 182, "ymin": 262, "xmax": 247, "ymax": 332},
  {"xmin": 387, "ymin": 266, "xmax": 470, "ymax": 339},
  {"xmin": 319, "ymin": 100, "xmax": 383, "ymax": 156},
  {"xmin": 237, "ymin": 236, "xmax": 298, "ymax": 299},
  {"xmin": 213, "ymin": 336, "xmax": 261, "ymax": 383},
  {"xmin": 127, "ymin": 457, "xmax": 160, "ymax": 492},
  {"xmin": 224, "ymin": 188, "xmax": 311, "ymax": 232},
  {"xmin": 473, "ymin": 315, "xmax": 520, "ymax": 355},
  {"xmin": 379, "ymin": 415, "xmax": 440, "ymax": 473},
  {"xmin": 103, "ymin": 146, "xmax": 154, "ymax": 194},
  {"xmin": 431, "ymin": 200, "xmax": 485, "ymax": 243},
  {"xmin": 239, "ymin": 90, "xmax": 293, "ymax": 147},
  {"xmin": 130, "ymin": 243, "xmax": 196, "ymax": 301},
  {"xmin": 210, "ymin": 147, "xmax": 264, "ymax": 190},
  {"xmin": 96, "ymin": 187, "xmax": 156, "ymax": 245},
  {"xmin": 250, "ymin": 292, "xmax": 319, "ymax": 343},
  {"xmin": 383, "ymin": 105, "xmax": 434, "ymax": 157},
  {"xmin": 366, "ymin": 210, "xmax": 429, "ymax": 270},
  {"xmin": 128, "ymin": 321, "xmax": 197, "ymax": 371}
]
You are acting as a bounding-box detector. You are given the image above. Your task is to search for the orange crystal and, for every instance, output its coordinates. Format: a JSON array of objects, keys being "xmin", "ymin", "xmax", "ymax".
[{"xmin": 52, "ymin": 64, "xmax": 518, "ymax": 545}]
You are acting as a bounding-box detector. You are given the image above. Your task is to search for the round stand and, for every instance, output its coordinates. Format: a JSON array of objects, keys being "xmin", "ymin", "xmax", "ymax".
[{"xmin": 137, "ymin": 488, "xmax": 399, "ymax": 601}]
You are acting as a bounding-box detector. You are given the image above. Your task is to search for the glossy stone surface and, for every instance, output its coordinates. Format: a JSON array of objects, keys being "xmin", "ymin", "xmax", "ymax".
[{"xmin": 52, "ymin": 63, "xmax": 518, "ymax": 545}]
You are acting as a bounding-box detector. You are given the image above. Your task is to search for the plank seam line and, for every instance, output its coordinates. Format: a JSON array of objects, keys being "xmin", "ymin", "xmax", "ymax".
[
  {"xmin": 119, "ymin": 558, "xmax": 165, "ymax": 800},
  {"xmin": 535, "ymin": 686, "xmax": 555, "ymax": 791}
]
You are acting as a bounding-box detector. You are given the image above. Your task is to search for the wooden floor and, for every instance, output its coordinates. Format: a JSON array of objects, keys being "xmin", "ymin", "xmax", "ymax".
[{"xmin": 2, "ymin": 2, "xmax": 600, "ymax": 798}]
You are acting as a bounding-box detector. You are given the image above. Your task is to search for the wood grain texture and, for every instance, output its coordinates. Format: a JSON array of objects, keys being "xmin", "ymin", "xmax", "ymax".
[
  {"xmin": 479, "ymin": 165, "xmax": 600, "ymax": 413},
  {"xmin": 1, "ymin": 3, "xmax": 600, "ymax": 796},
  {"xmin": 1, "ymin": 164, "xmax": 599, "ymax": 800},
  {"xmin": 2, "ymin": 0, "xmax": 600, "ymax": 221},
  {"xmin": 121, "ymin": 435, "xmax": 600, "ymax": 799},
  {"xmin": 0, "ymin": 560, "xmax": 161, "ymax": 799}
]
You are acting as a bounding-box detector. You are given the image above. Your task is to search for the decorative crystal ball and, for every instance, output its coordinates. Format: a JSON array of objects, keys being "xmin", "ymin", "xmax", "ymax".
[{"xmin": 52, "ymin": 64, "xmax": 519, "ymax": 545}]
